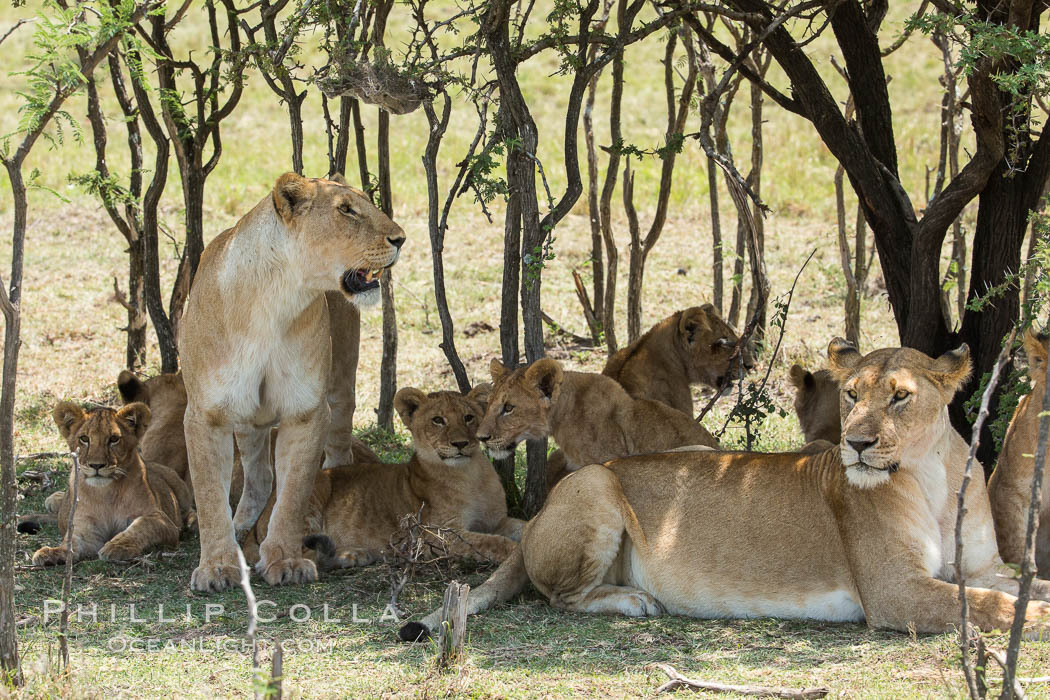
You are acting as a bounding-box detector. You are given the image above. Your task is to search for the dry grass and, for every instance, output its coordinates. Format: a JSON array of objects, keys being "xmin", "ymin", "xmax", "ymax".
[{"xmin": 1, "ymin": 0, "xmax": 1039, "ymax": 697}]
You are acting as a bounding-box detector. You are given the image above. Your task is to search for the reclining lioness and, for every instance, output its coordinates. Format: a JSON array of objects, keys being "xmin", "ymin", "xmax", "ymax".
[
  {"xmin": 989, "ymin": 329, "xmax": 1050, "ymax": 575},
  {"xmin": 403, "ymin": 341, "xmax": 1050, "ymax": 640},
  {"xmin": 179, "ymin": 172, "xmax": 405, "ymax": 592},
  {"xmin": 242, "ymin": 385, "xmax": 523, "ymax": 568},
  {"xmin": 478, "ymin": 358, "xmax": 718, "ymax": 472}
]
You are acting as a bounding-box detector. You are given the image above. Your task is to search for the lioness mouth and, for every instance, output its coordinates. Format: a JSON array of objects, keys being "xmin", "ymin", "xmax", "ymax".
[
  {"xmin": 854, "ymin": 462, "xmax": 899, "ymax": 474},
  {"xmin": 341, "ymin": 267, "xmax": 384, "ymax": 295}
]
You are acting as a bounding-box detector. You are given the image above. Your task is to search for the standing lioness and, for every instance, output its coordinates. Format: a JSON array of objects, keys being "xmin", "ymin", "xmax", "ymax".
[{"xmin": 180, "ymin": 172, "xmax": 405, "ymax": 592}]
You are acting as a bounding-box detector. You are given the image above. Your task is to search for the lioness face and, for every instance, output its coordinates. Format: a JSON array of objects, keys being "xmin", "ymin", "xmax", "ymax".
[
  {"xmin": 828, "ymin": 339, "xmax": 970, "ymax": 489},
  {"xmin": 679, "ymin": 305, "xmax": 754, "ymax": 391},
  {"xmin": 476, "ymin": 358, "xmax": 562, "ymax": 460},
  {"xmin": 53, "ymin": 402, "xmax": 150, "ymax": 486},
  {"xmin": 394, "ymin": 388, "xmax": 484, "ymax": 466},
  {"xmin": 272, "ymin": 172, "xmax": 406, "ymax": 307}
]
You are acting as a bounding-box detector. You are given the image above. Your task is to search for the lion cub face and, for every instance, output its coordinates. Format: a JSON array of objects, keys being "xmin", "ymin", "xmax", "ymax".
[
  {"xmin": 53, "ymin": 402, "xmax": 150, "ymax": 486},
  {"xmin": 271, "ymin": 172, "xmax": 406, "ymax": 307},
  {"xmin": 1024, "ymin": 328, "xmax": 1048, "ymax": 385},
  {"xmin": 827, "ymin": 339, "xmax": 970, "ymax": 489},
  {"xmin": 679, "ymin": 305, "xmax": 754, "ymax": 390},
  {"xmin": 394, "ymin": 387, "xmax": 488, "ymax": 466},
  {"xmin": 476, "ymin": 358, "xmax": 562, "ymax": 460},
  {"xmin": 788, "ymin": 364, "xmax": 842, "ymax": 444}
]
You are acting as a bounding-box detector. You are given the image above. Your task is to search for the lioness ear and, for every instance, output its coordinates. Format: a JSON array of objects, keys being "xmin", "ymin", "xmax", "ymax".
[
  {"xmin": 788, "ymin": 364, "xmax": 814, "ymax": 391},
  {"xmin": 827, "ymin": 337, "xmax": 861, "ymax": 380},
  {"xmin": 930, "ymin": 344, "xmax": 971, "ymax": 394},
  {"xmin": 489, "ymin": 358, "xmax": 510, "ymax": 383},
  {"xmin": 116, "ymin": 402, "xmax": 151, "ymax": 439},
  {"xmin": 525, "ymin": 358, "xmax": 563, "ymax": 402},
  {"xmin": 328, "ymin": 171, "xmax": 347, "ymax": 186},
  {"xmin": 679, "ymin": 306, "xmax": 713, "ymax": 344},
  {"xmin": 394, "ymin": 387, "xmax": 428, "ymax": 427},
  {"xmin": 466, "ymin": 383, "xmax": 492, "ymax": 411},
  {"xmin": 273, "ymin": 172, "xmax": 313, "ymax": 222},
  {"xmin": 1023, "ymin": 327, "xmax": 1048, "ymax": 375},
  {"xmin": 53, "ymin": 401, "xmax": 86, "ymax": 440},
  {"xmin": 117, "ymin": 370, "xmax": 149, "ymax": 406}
]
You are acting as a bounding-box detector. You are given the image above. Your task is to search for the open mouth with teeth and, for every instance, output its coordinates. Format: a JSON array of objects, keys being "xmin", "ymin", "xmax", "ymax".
[{"xmin": 341, "ymin": 267, "xmax": 385, "ymax": 295}]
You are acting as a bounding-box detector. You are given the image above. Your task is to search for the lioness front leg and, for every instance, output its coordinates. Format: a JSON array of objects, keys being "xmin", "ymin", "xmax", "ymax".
[
  {"xmin": 258, "ymin": 403, "xmax": 328, "ymax": 586},
  {"xmin": 323, "ymin": 292, "xmax": 359, "ymax": 469},
  {"xmin": 185, "ymin": 410, "xmax": 241, "ymax": 592},
  {"xmin": 445, "ymin": 530, "xmax": 519, "ymax": 562},
  {"xmin": 99, "ymin": 513, "xmax": 180, "ymax": 561},
  {"xmin": 232, "ymin": 425, "xmax": 273, "ymax": 540}
]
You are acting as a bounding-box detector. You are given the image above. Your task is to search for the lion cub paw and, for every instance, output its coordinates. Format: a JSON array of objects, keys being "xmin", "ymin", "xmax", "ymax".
[
  {"xmin": 1023, "ymin": 601, "xmax": 1050, "ymax": 642},
  {"xmin": 258, "ymin": 557, "xmax": 318, "ymax": 586},
  {"xmin": 619, "ymin": 590, "xmax": 665, "ymax": 618},
  {"xmin": 190, "ymin": 563, "xmax": 242, "ymax": 593},
  {"xmin": 99, "ymin": 537, "xmax": 145, "ymax": 562},
  {"xmin": 32, "ymin": 546, "xmax": 70, "ymax": 567}
]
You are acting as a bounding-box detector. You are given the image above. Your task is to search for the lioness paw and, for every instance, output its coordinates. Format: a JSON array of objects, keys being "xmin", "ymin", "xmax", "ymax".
[
  {"xmin": 258, "ymin": 557, "xmax": 318, "ymax": 586},
  {"xmin": 32, "ymin": 546, "xmax": 69, "ymax": 567},
  {"xmin": 99, "ymin": 537, "xmax": 144, "ymax": 562},
  {"xmin": 620, "ymin": 591, "xmax": 665, "ymax": 618},
  {"xmin": 190, "ymin": 564, "xmax": 242, "ymax": 593}
]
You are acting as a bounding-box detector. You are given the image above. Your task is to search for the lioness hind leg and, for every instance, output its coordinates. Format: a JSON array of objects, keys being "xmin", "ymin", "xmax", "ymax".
[
  {"xmin": 523, "ymin": 464, "xmax": 659, "ymax": 617},
  {"xmin": 232, "ymin": 425, "xmax": 273, "ymax": 539},
  {"xmin": 257, "ymin": 403, "xmax": 328, "ymax": 586}
]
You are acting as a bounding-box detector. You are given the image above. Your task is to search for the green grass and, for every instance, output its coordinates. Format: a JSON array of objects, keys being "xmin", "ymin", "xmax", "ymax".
[{"xmin": 0, "ymin": 0, "xmax": 1038, "ymax": 696}]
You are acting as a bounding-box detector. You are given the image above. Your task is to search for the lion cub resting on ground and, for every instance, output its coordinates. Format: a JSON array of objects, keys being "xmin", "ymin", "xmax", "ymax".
[
  {"xmin": 405, "ymin": 341, "xmax": 1050, "ymax": 640},
  {"xmin": 479, "ymin": 358, "xmax": 718, "ymax": 473},
  {"xmin": 243, "ymin": 385, "xmax": 524, "ymax": 568},
  {"xmin": 989, "ymin": 329, "xmax": 1050, "ymax": 576},
  {"xmin": 31, "ymin": 402, "xmax": 194, "ymax": 566}
]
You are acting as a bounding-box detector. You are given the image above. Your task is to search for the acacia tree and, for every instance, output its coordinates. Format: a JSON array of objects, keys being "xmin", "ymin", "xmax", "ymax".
[{"xmin": 684, "ymin": 0, "xmax": 1050, "ymax": 461}]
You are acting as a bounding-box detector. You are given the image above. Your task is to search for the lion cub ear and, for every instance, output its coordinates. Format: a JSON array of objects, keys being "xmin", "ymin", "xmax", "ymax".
[
  {"xmin": 328, "ymin": 171, "xmax": 347, "ymax": 186},
  {"xmin": 117, "ymin": 370, "xmax": 149, "ymax": 406},
  {"xmin": 930, "ymin": 344, "xmax": 971, "ymax": 395},
  {"xmin": 466, "ymin": 383, "xmax": 492, "ymax": 412},
  {"xmin": 394, "ymin": 387, "xmax": 429, "ymax": 427},
  {"xmin": 116, "ymin": 402, "xmax": 152, "ymax": 439},
  {"xmin": 525, "ymin": 358, "xmax": 563, "ymax": 402},
  {"xmin": 679, "ymin": 306, "xmax": 714, "ymax": 344},
  {"xmin": 788, "ymin": 364, "xmax": 814, "ymax": 391},
  {"xmin": 1023, "ymin": 327, "xmax": 1048, "ymax": 377},
  {"xmin": 273, "ymin": 172, "xmax": 313, "ymax": 223},
  {"xmin": 489, "ymin": 358, "xmax": 510, "ymax": 383},
  {"xmin": 53, "ymin": 402, "xmax": 86, "ymax": 440}
]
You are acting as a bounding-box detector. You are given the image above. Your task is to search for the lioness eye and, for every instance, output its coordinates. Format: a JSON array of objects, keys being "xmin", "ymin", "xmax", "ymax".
[
  {"xmin": 78, "ymin": 435, "xmax": 89, "ymax": 445},
  {"xmin": 338, "ymin": 202, "xmax": 358, "ymax": 217},
  {"xmin": 109, "ymin": 435, "xmax": 120, "ymax": 445},
  {"xmin": 502, "ymin": 404, "xmax": 514, "ymax": 415},
  {"xmin": 432, "ymin": 416, "xmax": 446, "ymax": 426},
  {"xmin": 893, "ymin": 389, "xmax": 910, "ymax": 402},
  {"xmin": 846, "ymin": 389, "xmax": 858, "ymax": 401},
  {"xmin": 464, "ymin": 414, "xmax": 474, "ymax": 423}
]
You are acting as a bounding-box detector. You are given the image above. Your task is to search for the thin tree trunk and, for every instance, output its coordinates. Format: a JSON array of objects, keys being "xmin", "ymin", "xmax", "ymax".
[
  {"xmin": 708, "ymin": 157, "xmax": 723, "ymax": 315},
  {"xmin": 376, "ymin": 108, "xmax": 398, "ymax": 432}
]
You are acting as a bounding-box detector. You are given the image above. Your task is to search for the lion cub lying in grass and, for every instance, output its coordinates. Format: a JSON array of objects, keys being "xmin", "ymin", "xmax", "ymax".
[
  {"xmin": 243, "ymin": 385, "xmax": 524, "ymax": 569},
  {"xmin": 31, "ymin": 402, "xmax": 194, "ymax": 566},
  {"xmin": 479, "ymin": 358, "xmax": 718, "ymax": 472}
]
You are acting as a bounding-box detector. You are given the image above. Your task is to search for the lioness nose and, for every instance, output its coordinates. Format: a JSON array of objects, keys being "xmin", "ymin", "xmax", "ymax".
[
  {"xmin": 847, "ymin": 438, "xmax": 878, "ymax": 454},
  {"xmin": 88, "ymin": 462, "xmax": 106, "ymax": 470},
  {"xmin": 451, "ymin": 440, "xmax": 469, "ymax": 449},
  {"xmin": 387, "ymin": 235, "xmax": 405, "ymax": 249}
]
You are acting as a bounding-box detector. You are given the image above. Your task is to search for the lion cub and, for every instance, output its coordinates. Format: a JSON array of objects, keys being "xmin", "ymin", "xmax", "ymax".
[
  {"xmin": 788, "ymin": 364, "xmax": 842, "ymax": 445},
  {"xmin": 32, "ymin": 402, "xmax": 194, "ymax": 566},
  {"xmin": 479, "ymin": 358, "xmax": 718, "ymax": 471},
  {"xmin": 244, "ymin": 386, "xmax": 523, "ymax": 569},
  {"xmin": 989, "ymin": 329, "xmax": 1050, "ymax": 575}
]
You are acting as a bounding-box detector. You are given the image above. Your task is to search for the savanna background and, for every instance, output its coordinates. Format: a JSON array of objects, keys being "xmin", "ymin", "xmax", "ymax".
[{"xmin": 2, "ymin": 0, "xmax": 1049, "ymax": 696}]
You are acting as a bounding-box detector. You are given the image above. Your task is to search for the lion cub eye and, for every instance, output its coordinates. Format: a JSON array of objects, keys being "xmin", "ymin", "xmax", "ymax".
[
  {"xmin": 846, "ymin": 389, "xmax": 858, "ymax": 401},
  {"xmin": 501, "ymin": 404, "xmax": 514, "ymax": 416},
  {"xmin": 78, "ymin": 435, "xmax": 89, "ymax": 445},
  {"xmin": 892, "ymin": 389, "xmax": 910, "ymax": 403},
  {"xmin": 108, "ymin": 435, "xmax": 120, "ymax": 445},
  {"xmin": 712, "ymin": 338, "xmax": 730, "ymax": 351},
  {"xmin": 432, "ymin": 416, "xmax": 447, "ymax": 426},
  {"xmin": 338, "ymin": 202, "xmax": 358, "ymax": 217},
  {"xmin": 464, "ymin": 414, "xmax": 475, "ymax": 423}
]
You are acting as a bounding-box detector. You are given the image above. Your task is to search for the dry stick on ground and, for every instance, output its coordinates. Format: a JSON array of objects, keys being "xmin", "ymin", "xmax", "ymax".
[
  {"xmin": 986, "ymin": 647, "xmax": 1026, "ymax": 700},
  {"xmin": 235, "ymin": 548, "xmax": 262, "ymax": 700},
  {"xmin": 58, "ymin": 452, "xmax": 80, "ymax": 672},
  {"xmin": 953, "ymin": 329, "xmax": 1016, "ymax": 700},
  {"xmin": 649, "ymin": 663, "xmax": 829, "ymax": 698},
  {"xmin": 1000, "ymin": 335, "xmax": 1050, "ymax": 699},
  {"xmin": 435, "ymin": 581, "xmax": 470, "ymax": 670}
]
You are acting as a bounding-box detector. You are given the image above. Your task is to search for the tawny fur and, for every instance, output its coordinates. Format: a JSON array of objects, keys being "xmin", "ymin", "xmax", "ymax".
[
  {"xmin": 788, "ymin": 364, "xmax": 842, "ymax": 445},
  {"xmin": 989, "ymin": 329, "xmax": 1050, "ymax": 575},
  {"xmin": 32, "ymin": 402, "xmax": 194, "ymax": 566},
  {"xmin": 242, "ymin": 386, "xmax": 523, "ymax": 569},
  {"xmin": 178, "ymin": 172, "xmax": 404, "ymax": 592},
  {"xmin": 410, "ymin": 342, "xmax": 1050, "ymax": 639}
]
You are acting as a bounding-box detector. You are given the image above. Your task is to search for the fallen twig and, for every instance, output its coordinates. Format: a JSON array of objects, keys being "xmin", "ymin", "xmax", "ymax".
[
  {"xmin": 650, "ymin": 663, "xmax": 829, "ymax": 698},
  {"xmin": 58, "ymin": 451, "xmax": 79, "ymax": 670},
  {"xmin": 16, "ymin": 452, "xmax": 67, "ymax": 462},
  {"xmin": 235, "ymin": 547, "xmax": 262, "ymax": 699}
]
